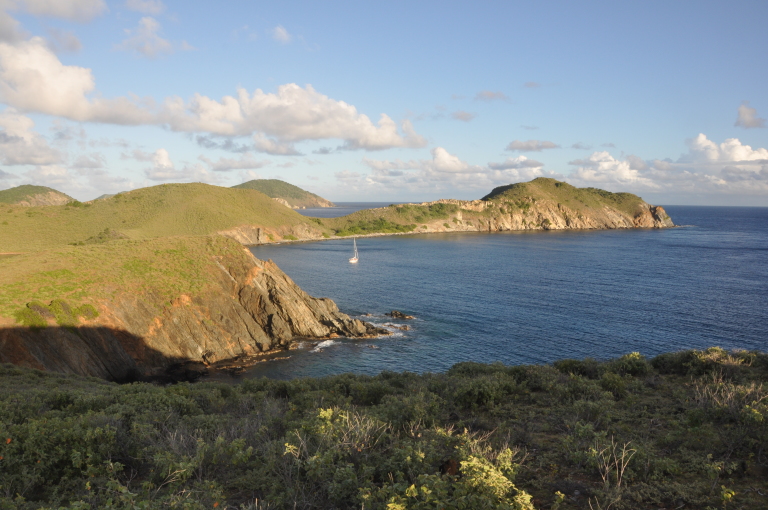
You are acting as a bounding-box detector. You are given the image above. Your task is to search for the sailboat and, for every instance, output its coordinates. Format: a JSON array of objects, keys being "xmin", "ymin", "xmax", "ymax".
[{"xmin": 349, "ymin": 238, "xmax": 359, "ymax": 263}]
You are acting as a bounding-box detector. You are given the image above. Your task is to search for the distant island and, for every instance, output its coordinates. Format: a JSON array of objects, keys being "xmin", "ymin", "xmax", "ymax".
[{"xmin": 0, "ymin": 177, "xmax": 673, "ymax": 381}]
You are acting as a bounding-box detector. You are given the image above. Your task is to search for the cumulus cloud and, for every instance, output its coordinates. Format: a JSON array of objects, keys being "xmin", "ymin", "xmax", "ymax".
[
  {"xmin": 506, "ymin": 139, "xmax": 559, "ymax": 152},
  {"xmin": 563, "ymin": 134, "xmax": 768, "ymax": 196},
  {"xmin": 0, "ymin": 37, "xmax": 156, "ymax": 123},
  {"xmin": 0, "ymin": 38, "xmax": 424, "ymax": 150},
  {"xmin": 451, "ymin": 110, "xmax": 476, "ymax": 122},
  {"xmin": 4, "ymin": 0, "xmax": 107, "ymax": 22},
  {"xmin": 0, "ymin": 108, "xmax": 61, "ymax": 165},
  {"xmin": 198, "ymin": 153, "xmax": 269, "ymax": 172},
  {"xmin": 474, "ymin": 90, "xmax": 508, "ymax": 102},
  {"xmin": 271, "ymin": 25, "xmax": 292, "ymax": 44},
  {"xmin": 683, "ymin": 133, "xmax": 768, "ymax": 163},
  {"xmin": 735, "ymin": 101, "xmax": 765, "ymax": 129},
  {"xmin": 568, "ymin": 151, "xmax": 657, "ymax": 188},
  {"xmin": 124, "ymin": 0, "xmax": 164, "ymax": 15}
]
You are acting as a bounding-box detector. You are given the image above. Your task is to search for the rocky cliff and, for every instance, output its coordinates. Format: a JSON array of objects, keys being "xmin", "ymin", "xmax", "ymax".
[{"xmin": 0, "ymin": 238, "xmax": 385, "ymax": 381}]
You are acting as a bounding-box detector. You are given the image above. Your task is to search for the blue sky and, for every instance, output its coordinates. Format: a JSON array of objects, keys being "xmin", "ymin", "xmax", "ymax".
[{"xmin": 0, "ymin": 0, "xmax": 766, "ymax": 205}]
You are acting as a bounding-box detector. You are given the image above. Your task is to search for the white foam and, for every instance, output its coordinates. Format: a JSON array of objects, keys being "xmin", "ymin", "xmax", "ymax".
[{"xmin": 311, "ymin": 339, "xmax": 337, "ymax": 352}]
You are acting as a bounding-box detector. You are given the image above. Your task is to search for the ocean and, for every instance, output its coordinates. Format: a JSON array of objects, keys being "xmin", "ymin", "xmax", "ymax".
[{"xmin": 211, "ymin": 205, "xmax": 768, "ymax": 381}]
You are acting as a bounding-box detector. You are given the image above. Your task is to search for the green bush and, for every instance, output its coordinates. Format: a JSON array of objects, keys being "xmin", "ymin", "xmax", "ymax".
[{"xmin": 13, "ymin": 307, "xmax": 47, "ymax": 328}]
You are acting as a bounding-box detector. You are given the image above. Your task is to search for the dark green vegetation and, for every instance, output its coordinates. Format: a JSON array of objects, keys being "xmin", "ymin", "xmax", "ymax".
[
  {"xmin": 482, "ymin": 178, "xmax": 646, "ymax": 218},
  {"xmin": 325, "ymin": 202, "xmax": 460, "ymax": 236},
  {"xmin": 0, "ymin": 184, "xmax": 312, "ymax": 252},
  {"xmin": 1, "ymin": 348, "xmax": 765, "ymax": 509},
  {"xmin": 0, "ymin": 185, "xmax": 72, "ymax": 205},
  {"xmin": 232, "ymin": 180, "xmax": 335, "ymax": 208},
  {"xmin": 13, "ymin": 300, "xmax": 98, "ymax": 329}
]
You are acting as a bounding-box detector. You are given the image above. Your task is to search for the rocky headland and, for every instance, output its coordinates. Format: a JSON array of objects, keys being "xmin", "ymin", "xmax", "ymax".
[{"xmin": 0, "ymin": 237, "xmax": 386, "ymax": 381}]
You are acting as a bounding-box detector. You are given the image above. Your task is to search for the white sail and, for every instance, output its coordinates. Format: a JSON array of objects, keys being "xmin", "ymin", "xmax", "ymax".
[{"xmin": 349, "ymin": 238, "xmax": 359, "ymax": 263}]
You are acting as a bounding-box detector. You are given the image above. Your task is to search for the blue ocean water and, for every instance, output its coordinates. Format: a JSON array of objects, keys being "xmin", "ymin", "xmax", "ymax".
[{"xmin": 221, "ymin": 206, "xmax": 768, "ymax": 380}]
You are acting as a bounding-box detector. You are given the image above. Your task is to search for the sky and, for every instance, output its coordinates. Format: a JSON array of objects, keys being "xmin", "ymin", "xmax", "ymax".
[{"xmin": 0, "ymin": 0, "xmax": 766, "ymax": 205}]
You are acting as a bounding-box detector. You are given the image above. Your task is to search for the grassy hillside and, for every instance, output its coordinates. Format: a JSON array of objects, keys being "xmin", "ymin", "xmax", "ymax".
[
  {"xmin": 0, "ymin": 235, "xmax": 247, "ymax": 322},
  {"xmin": 0, "ymin": 183, "xmax": 314, "ymax": 252},
  {"xmin": 482, "ymin": 177, "xmax": 646, "ymax": 217},
  {"xmin": 0, "ymin": 347, "xmax": 766, "ymax": 509},
  {"xmin": 0, "ymin": 184, "xmax": 73, "ymax": 204},
  {"xmin": 233, "ymin": 179, "xmax": 335, "ymax": 208}
]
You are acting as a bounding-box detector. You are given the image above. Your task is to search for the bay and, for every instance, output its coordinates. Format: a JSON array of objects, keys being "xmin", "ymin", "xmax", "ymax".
[{"xmin": 215, "ymin": 206, "xmax": 768, "ymax": 380}]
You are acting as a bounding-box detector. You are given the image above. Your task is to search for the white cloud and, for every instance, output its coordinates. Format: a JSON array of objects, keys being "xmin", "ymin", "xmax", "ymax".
[
  {"xmin": 568, "ymin": 151, "xmax": 657, "ymax": 188},
  {"xmin": 124, "ymin": 0, "xmax": 164, "ymax": 15},
  {"xmin": 116, "ymin": 17, "xmax": 174, "ymax": 58},
  {"xmin": 143, "ymin": 148, "xmax": 220, "ymax": 183},
  {"xmin": 161, "ymin": 84, "xmax": 427, "ymax": 149},
  {"xmin": 5, "ymin": 0, "xmax": 107, "ymax": 22},
  {"xmin": 735, "ymin": 101, "xmax": 765, "ymax": 129},
  {"xmin": 563, "ymin": 134, "xmax": 768, "ymax": 196},
  {"xmin": 252, "ymin": 133, "xmax": 301, "ymax": 155},
  {"xmin": 0, "ymin": 108, "xmax": 61, "ymax": 164},
  {"xmin": 0, "ymin": 37, "xmax": 155, "ymax": 123},
  {"xmin": 271, "ymin": 25, "xmax": 292, "ymax": 44},
  {"xmin": 451, "ymin": 110, "xmax": 476, "ymax": 122},
  {"xmin": 198, "ymin": 153, "xmax": 269, "ymax": 172},
  {"xmin": 683, "ymin": 133, "xmax": 768, "ymax": 163},
  {"xmin": 506, "ymin": 139, "xmax": 559, "ymax": 152},
  {"xmin": 474, "ymin": 90, "xmax": 508, "ymax": 102},
  {"xmin": 0, "ymin": 38, "xmax": 424, "ymax": 151}
]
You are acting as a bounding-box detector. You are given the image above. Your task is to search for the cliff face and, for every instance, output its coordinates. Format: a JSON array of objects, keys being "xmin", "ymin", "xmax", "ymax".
[{"xmin": 0, "ymin": 246, "xmax": 385, "ymax": 381}]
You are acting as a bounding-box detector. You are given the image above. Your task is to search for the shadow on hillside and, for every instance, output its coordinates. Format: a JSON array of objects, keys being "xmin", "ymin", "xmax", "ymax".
[{"xmin": 0, "ymin": 326, "xmax": 208, "ymax": 384}]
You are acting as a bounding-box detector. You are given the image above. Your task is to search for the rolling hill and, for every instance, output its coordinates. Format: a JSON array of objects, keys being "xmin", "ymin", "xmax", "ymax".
[
  {"xmin": 0, "ymin": 184, "xmax": 73, "ymax": 206},
  {"xmin": 0, "ymin": 182, "xmax": 325, "ymax": 252},
  {"xmin": 232, "ymin": 179, "xmax": 335, "ymax": 208}
]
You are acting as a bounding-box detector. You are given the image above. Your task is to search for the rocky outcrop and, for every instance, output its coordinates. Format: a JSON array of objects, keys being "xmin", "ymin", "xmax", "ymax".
[
  {"xmin": 0, "ymin": 248, "xmax": 387, "ymax": 381},
  {"xmin": 399, "ymin": 198, "xmax": 673, "ymax": 235}
]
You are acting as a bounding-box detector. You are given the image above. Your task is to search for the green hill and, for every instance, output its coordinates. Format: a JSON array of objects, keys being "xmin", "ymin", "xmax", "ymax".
[
  {"xmin": 482, "ymin": 177, "xmax": 646, "ymax": 217},
  {"xmin": 232, "ymin": 179, "xmax": 335, "ymax": 208},
  {"xmin": 0, "ymin": 183, "xmax": 320, "ymax": 252},
  {"xmin": 0, "ymin": 184, "xmax": 73, "ymax": 206}
]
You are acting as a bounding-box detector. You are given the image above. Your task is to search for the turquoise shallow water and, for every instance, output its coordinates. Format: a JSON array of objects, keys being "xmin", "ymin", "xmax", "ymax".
[{"xmin": 210, "ymin": 206, "xmax": 768, "ymax": 381}]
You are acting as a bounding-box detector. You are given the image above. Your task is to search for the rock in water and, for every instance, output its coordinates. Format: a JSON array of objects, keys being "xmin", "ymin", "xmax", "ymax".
[{"xmin": 386, "ymin": 310, "xmax": 415, "ymax": 319}]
